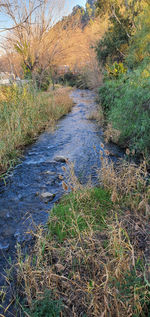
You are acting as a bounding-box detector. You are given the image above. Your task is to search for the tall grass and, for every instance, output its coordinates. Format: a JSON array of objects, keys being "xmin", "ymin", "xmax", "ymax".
[{"xmin": 0, "ymin": 85, "xmax": 73, "ymax": 173}]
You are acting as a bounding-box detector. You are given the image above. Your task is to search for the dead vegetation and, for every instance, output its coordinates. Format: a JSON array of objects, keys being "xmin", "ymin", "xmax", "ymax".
[
  {"xmin": 87, "ymin": 108, "xmax": 104, "ymax": 125},
  {"xmin": 104, "ymin": 123, "xmax": 121, "ymax": 144}
]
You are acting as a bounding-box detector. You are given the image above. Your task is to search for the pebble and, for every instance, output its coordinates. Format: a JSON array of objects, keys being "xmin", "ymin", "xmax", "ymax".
[
  {"xmin": 54, "ymin": 156, "xmax": 68, "ymax": 163},
  {"xmin": 43, "ymin": 171, "xmax": 56, "ymax": 175},
  {"xmin": 41, "ymin": 192, "xmax": 56, "ymax": 202}
]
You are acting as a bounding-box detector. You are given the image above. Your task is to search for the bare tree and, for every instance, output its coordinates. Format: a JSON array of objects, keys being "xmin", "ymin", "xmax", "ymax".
[
  {"xmin": 0, "ymin": 1, "xmax": 66, "ymax": 80},
  {"xmin": 0, "ymin": 1, "xmax": 45, "ymax": 32}
]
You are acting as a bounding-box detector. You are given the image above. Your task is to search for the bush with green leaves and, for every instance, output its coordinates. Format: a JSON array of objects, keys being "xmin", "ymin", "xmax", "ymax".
[
  {"xmin": 99, "ymin": 64, "xmax": 150, "ymax": 156},
  {"xmin": 105, "ymin": 62, "xmax": 127, "ymax": 79}
]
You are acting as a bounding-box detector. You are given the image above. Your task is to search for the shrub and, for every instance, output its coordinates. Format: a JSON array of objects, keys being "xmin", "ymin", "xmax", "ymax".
[
  {"xmin": 99, "ymin": 64, "xmax": 150, "ymax": 156},
  {"xmin": 105, "ymin": 62, "xmax": 127, "ymax": 79}
]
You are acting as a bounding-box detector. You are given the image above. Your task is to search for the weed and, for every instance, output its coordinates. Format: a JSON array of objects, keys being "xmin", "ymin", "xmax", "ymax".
[{"xmin": 24, "ymin": 290, "xmax": 63, "ymax": 317}]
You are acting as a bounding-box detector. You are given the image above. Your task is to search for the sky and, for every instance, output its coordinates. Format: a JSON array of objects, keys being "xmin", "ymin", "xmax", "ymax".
[
  {"xmin": 67, "ymin": 0, "xmax": 86, "ymax": 13},
  {"xmin": 0, "ymin": 0, "xmax": 87, "ymax": 31}
]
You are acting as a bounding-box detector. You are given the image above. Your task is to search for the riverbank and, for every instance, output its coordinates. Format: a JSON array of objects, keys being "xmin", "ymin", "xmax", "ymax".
[
  {"xmin": 11, "ymin": 154, "xmax": 150, "ymax": 316},
  {"xmin": 0, "ymin": 85, "xmax": 73, "ymax": 176}
]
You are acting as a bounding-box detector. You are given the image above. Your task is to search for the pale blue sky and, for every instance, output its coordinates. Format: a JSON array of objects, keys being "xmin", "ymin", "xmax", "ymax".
[
  {"xmin": 67, "ymin": 0, "xmax": 86, "ymax": 13},
  {"xmin": 0, "ymin": 1, "xmax": 87, "ymax": 31}
]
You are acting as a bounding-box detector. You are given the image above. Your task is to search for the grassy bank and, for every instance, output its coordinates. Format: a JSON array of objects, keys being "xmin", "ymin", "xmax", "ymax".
[
  {"xmin": 7, "ymin": 155, "xmax": 150, "ymax": 316},
  {"xmin": 0, "ymin": 85, "xmax": 73, "ymax": 175}
]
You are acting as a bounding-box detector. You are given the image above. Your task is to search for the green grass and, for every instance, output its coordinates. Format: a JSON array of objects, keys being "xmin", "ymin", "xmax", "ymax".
[{"xmin": 47, "ymin": 188, "xmax": 112, "ymax": 242}]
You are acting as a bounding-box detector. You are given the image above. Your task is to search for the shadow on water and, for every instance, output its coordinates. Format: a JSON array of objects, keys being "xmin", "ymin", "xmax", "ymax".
[{"xmin": 0, "ymin": 89, "xmax": 124, "ymax": 316}]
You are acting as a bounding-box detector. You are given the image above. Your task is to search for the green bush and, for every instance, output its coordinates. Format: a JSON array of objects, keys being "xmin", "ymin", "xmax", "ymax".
[
  {"xmin": 105, "ymin": 62, "xmax": 127, "ymax": 79},
  {"xmin": 99, "ymin": 64, "xmax": 150, "ymax": 156}
]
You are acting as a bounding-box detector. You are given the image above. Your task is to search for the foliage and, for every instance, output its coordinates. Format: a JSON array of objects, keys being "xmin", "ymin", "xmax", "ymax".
[
  {"xmin": 58, "ymin": 72, "xmax": 78, "ymax": 87},
  {"xmin": 72, "ymin": 0, "xmax": 96, "ymax": 27},
  {"xmin": 95, "ymin": 0, "xmax": 150, "ymax": 65},
  {"xmin": 99, "ymin": 65, "xmax": 150, "ymax": 155},
  {"xmin": 95, "ymin": 0, "xmax": 149, "ymax": 19},
  {"xmin": 126, "ymin": 8, "xmax": 150, "ymax": 68},
  {"xmin": 105, "ymin": 61, "xmax": 127, "ymax": 78},
  {"xmin": 35, "ymin": 68, "xmax": 52, "ymax": 91},
  {"xmin": 96, "ymin": 11, "xmax": 132, "ymax": 65},
  {"xmin": 58, "ymin": 71, "xmax": 89, "ymax": 89},
  {"xmin": 97, "ymin": 3, "xmax": 150, "ymax": 158}
]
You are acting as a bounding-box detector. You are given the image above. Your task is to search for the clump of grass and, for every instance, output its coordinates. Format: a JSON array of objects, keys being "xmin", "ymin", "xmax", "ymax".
[
  {"xmin": 48, "ymin": 187, "xmax": 112, "ymax": 242},
  {"xmin": 7, "ymin": 187, "xmax": 112, "ymax": 316},
  {"xmin": 0, "ymin": 85, "xmax": 73, "ymax": 174},
  {"xmin": 99, "ymin": 154, "xmax": 149, "ymax": 212},
  {"xmin": 87, "ymin": 108, "xmax": 104, "ymax": 125},
  {"xmin": 104, "ymin": 123, "xmax": 121, "ymax": 144},
  {"xmin": 105, "ymin": 217, "xmax": 150, "ymax": 317}
]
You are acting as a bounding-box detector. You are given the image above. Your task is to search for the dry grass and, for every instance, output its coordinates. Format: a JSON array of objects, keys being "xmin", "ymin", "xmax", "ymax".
[
  {"xmin": 104, "ymin": 123, "xmax": 121, "ymax": 144},
  {"xmin": 0, "ymin": 85, "xmax": 73, "ymax": 174},
  {"xmin": 16, "ymin": 230, "xmax": 109, "ymax": 316},
  {"xmin": 99, "ymin": 153, "xmax": 149, "ymax": 212},
  {"xmin": 14, "ymin": 210, "xmax": 150, "ymax": 316},
  {"xmin": 87, "ymin": 108, "xmax": 104, "ymax": 125}
]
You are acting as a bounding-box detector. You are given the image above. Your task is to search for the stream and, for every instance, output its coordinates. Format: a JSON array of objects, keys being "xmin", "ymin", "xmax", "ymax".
[{"xmin": 0, "ymin": 89, "xmax": 124, "ymax": 316}]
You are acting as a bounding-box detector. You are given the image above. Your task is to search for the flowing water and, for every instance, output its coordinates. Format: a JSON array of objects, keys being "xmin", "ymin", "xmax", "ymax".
[{"xmin": 0, "ymin": 89, "xmax": 124, "ymax": 315}]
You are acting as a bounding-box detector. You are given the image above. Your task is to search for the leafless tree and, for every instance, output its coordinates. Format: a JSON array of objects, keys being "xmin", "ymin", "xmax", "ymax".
[{"xmin": 0, "ymin": 0, "xmax": 68, "ymax": 87}]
